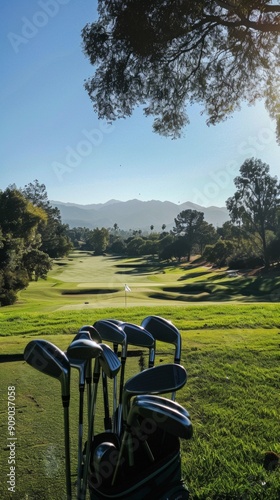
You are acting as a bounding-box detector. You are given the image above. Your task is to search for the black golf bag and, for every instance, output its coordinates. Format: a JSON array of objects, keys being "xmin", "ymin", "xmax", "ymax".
[{"xmin": 88, "ymin": 424, "xmax": 190, "ymax": 499}]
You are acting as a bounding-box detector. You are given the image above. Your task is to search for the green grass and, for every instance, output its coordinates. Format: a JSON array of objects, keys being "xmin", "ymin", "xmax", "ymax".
[
  {"xmin": 9, "ymin": 253, "xmax": 280, "ymax": 313},
  {"xmin": 0, "ymin": 326, "xmax": 279, "ymax": 499},
  {"xmin": 0, "ymin": 253, "xmax": 279, "ymax": 499}
]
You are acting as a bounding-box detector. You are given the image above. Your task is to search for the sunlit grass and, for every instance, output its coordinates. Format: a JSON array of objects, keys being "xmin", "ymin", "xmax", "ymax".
[
  {"xmin": 1, "ymin": 325, "xmax": 279, "ymax": 499},
  {"xmin": 0, "ymin": 252, "xmax": 279, "ymax": 498}
]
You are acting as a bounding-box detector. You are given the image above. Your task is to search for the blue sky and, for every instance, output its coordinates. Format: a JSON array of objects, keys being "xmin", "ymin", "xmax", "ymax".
[{"xmin": 1, "ymin": 0, "xmax": 279, "ymax": 208}]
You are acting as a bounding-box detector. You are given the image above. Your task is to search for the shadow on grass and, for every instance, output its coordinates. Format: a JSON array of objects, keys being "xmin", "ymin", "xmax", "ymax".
[
  {"xmin": 115, "ymin": 261, "xmax": 168, "ymax": 275},
  {"xmin": 151, "ymin": 275, "xmax": 280, "ymax": 301},
  {"xmin": 178, "ymin": 270, "xmax": 213, "ymax": 281},
  {"xmin": 61, "ymin": 288, "xmax": 120, "ymax": 295}
]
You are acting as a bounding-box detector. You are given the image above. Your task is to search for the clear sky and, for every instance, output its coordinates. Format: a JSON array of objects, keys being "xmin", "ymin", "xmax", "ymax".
[{"xmin": 1, "ymin": 0, "xmax": 279, "ymax": 208}]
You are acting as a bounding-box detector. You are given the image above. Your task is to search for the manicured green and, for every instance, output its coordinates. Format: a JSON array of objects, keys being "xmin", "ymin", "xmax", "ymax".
[
  {"xmin": 0, "ymin": 253, "xmax": 279, "ymax": 499},
  {"xmin": 2, "ymin": 251, "xmax": 279, "ymax": 314}
]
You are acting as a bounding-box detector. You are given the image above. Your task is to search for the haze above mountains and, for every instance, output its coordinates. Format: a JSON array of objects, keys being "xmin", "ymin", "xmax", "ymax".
[{"xmin": 51, "ymin": 199, "xmax": 229, "ymax": 232}]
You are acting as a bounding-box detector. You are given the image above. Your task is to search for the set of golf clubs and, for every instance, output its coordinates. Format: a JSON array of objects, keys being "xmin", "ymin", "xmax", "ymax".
[{"xmin": 24, "ymin": 315, "xmax": 192, "ymax": 500}]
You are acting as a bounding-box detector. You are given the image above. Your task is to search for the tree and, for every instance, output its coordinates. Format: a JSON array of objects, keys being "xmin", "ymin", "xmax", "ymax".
[
  {"xmin": 22, "ymin": 249, "xmax": 52, "ymax": 281},
  {"xmin": 203, "ymin": 239, "xmax": 235, "ymax": 267},
  {"xmin": 22, "ymin": 180, "xmax": 72, "ymax": 258},
  {"xmin": 85, "ymin": 227, "xmax": 109, "ymax": 254},
  {"xmin": 126, "ymin": 236, "xmax": 145, "ymax": 256},
  {"xmin": 195, "ymin": 220, "xmax": 218, "ymax": 254},
  {"xmin": 0, "ymin": 188, "xmax": 47, "ymax": 305},
  {"xmin": 0, "ymin": 187, "xmax": 47, "ymax": 241},
  {"xmin": 173, "ymin": 209, "xmax": 205, "ymax": 261},
  {"xmin": 226, "ymin": 158, "xmax": 280, "ymax": 268},
  {"xmin": 109, "ymin": 238, "xmax": 126, "ymax": 255},
  {"xmin": 82, "ymin": 1, "xmax": 280, "ymax": 140}
]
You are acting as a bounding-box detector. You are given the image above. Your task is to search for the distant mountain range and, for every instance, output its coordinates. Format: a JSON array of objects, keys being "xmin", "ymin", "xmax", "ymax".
[{"xmin": 51, "ymin": 199, "xmax": 229, "ymax": 231}]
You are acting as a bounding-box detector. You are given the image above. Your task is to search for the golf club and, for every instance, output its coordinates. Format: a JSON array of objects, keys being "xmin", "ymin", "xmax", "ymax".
[
  {"xmin": 120, "ymin": 322, "xmax": 155, "ymax": 368},
  {"xmin": 141, "ymin": 315, "xmax": 182, "ymax": 399},
  {"xmin": 134, "ymin": 394, "xmax": 190, "ymax": 420},
  {"xmin": 118, "ymin": 363, "xmax": 187, "ymax": 475},
  {"xmin": 112, "ymin": 397, "xmax": 192, "ymax": 484},
  {"xmin": 122, "ymin": 363, "xmax": 187, "ymax": 428},
  {"xmin": 115, "ymin": 322, "xmax": 155, "ymax": 435},
  {"xmin": 76, "ymin": 327, "xmax": 102, "ymax": 427},
  {"xmin": 67, "ymin": 338, "xmax": 102, "ymax": 498},
  {"xmin": 24, "ymin": 339, "xmax": 72, "ymax": 500},
  {"xmin": 81, "ymin": 343, "xmax": 121, "ymax": 500},
  {"xmin": 79, "ymin": 325, "xmax": 102, "ymax": 343},
  {"xmin": 94, "ymin": 320, "xmax": 127, "ymax": 432}
]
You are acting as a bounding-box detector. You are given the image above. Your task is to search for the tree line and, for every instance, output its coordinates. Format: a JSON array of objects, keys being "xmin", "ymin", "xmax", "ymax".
[
  {"xmin": 1, "ymin": 159, "xmax": 279, "ymax": 306},
  {"xmin": 68, "ymin": 159, "xmax": 280, "ymax": 269},
  {"xmin": 0, "ymin": 180, "xmax": 72, "ymax": 306}
]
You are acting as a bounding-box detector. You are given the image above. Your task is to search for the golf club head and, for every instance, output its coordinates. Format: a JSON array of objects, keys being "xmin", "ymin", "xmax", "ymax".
[
  {"xmin": 99, "ymin": 343, "xmax": 121, "ymax": 379},
  {"xmin": 120, "ymin": 322, "xmax": 155, "ymax": 367},
  {"xmin": 130, "ymin": 398, "xmax": 193, "ymax": 440},
  {"xmin": 134, "ymin": 394, "xmax": 190, "ymax": 419},
  {"xmin": 67, "ymin": 356, "xmax": 86, "ymax": 387},
  {"xmin": 104, "ymin": 319, "xmax": 124, "ymax": 326},
  {"xmin": 94, "ymin": 320, "xmax": 126, "ymax": 347},
  {"xmin": 79, "ymin": 325, "xmax": 102, "ymax": 343},
  {"xmin": 67, "ymin": 338, "xmax": 102, "ymax": 360},
  {"xmin": 120, "ymin": 323, "xmax": 155, "ymax": 349},
  {"xmin": 68, "ymin": 333, "xmax": 99, "ymax": 387},
  {"xmin": 24, "ymin": 339, "xmax": 70, "ymax": 400},
  {"xmin": 122, "ymin": 364, "xmax": 187, "ymax": 422},
  {"xmin": 141, "ymin": 315, "xmax": 182, "ymax": 363}
]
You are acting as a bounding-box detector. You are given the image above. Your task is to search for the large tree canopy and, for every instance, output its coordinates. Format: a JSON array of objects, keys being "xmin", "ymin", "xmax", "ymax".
[
  {"xmin": 82, "ymin": 0, "xmax": 280, "ymax": 139},
  {"xmin": 226, "ymin": 158, "xmax": 280, "ymax": 267}
]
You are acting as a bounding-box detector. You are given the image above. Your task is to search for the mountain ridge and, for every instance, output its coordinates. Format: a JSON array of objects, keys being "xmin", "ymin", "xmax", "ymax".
[{"xmin": 51, "ymin": 199, "xmax": 229, "ymax": 231}]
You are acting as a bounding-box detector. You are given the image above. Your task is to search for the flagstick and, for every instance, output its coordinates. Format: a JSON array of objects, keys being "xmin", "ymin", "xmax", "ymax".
[{"xmin": 124, "ymin": 284, "xmax": 131, "ymax": 307}]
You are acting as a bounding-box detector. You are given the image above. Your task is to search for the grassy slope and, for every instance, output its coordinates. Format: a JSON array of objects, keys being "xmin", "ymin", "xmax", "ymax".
[
  {"xmin": 7, "ymin": 251, "xmax": 280, "ymax": 313},
  {"xmin": 0, "ymin": 253, "xmax": 279, "ymax": 499}
]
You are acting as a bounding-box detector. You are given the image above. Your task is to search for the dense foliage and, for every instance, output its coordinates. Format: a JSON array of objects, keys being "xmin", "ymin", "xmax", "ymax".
[
  {"xmin": 0, "ymin": 181, "xmax": 72, "ymax": 305},
  {"xmin": 82, "ymin": 0, "xmax": 280, "ymax": 139}
]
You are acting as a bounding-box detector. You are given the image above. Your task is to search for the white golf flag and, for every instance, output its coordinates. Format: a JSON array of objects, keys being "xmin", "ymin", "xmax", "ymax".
[{"xmin": 124, "ymin": 284, "xmax": 131, "ymax": 292}]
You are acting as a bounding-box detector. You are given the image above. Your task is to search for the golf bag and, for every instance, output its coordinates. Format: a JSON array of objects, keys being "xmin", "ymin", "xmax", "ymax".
[{"xmin": 88, "ymin": 426, "xmax": 190, "ymax": 499}]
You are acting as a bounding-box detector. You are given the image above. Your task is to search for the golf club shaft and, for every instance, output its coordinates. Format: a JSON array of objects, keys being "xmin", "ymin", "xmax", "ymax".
[
  {"xmin": 80, "ymin": 359, "xmax": 100, "ymax": 500},
  {"xmin": 102, "ymin": 369, "xmax": 112, "ymax": 430},
  {"xmin": 111, "ymin": 428, "xmax": 129, "ymax": 485},
  {"xmin": 63, "ymin": 403, "xmax": 72, "ymax": 500},
  {"xmin": 116, "ymin": 357, "xmax": 126, "ymax": 435},
  {"xmin": 77, "ymin": 387, "xmax": 84, "ymax": 498}
]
